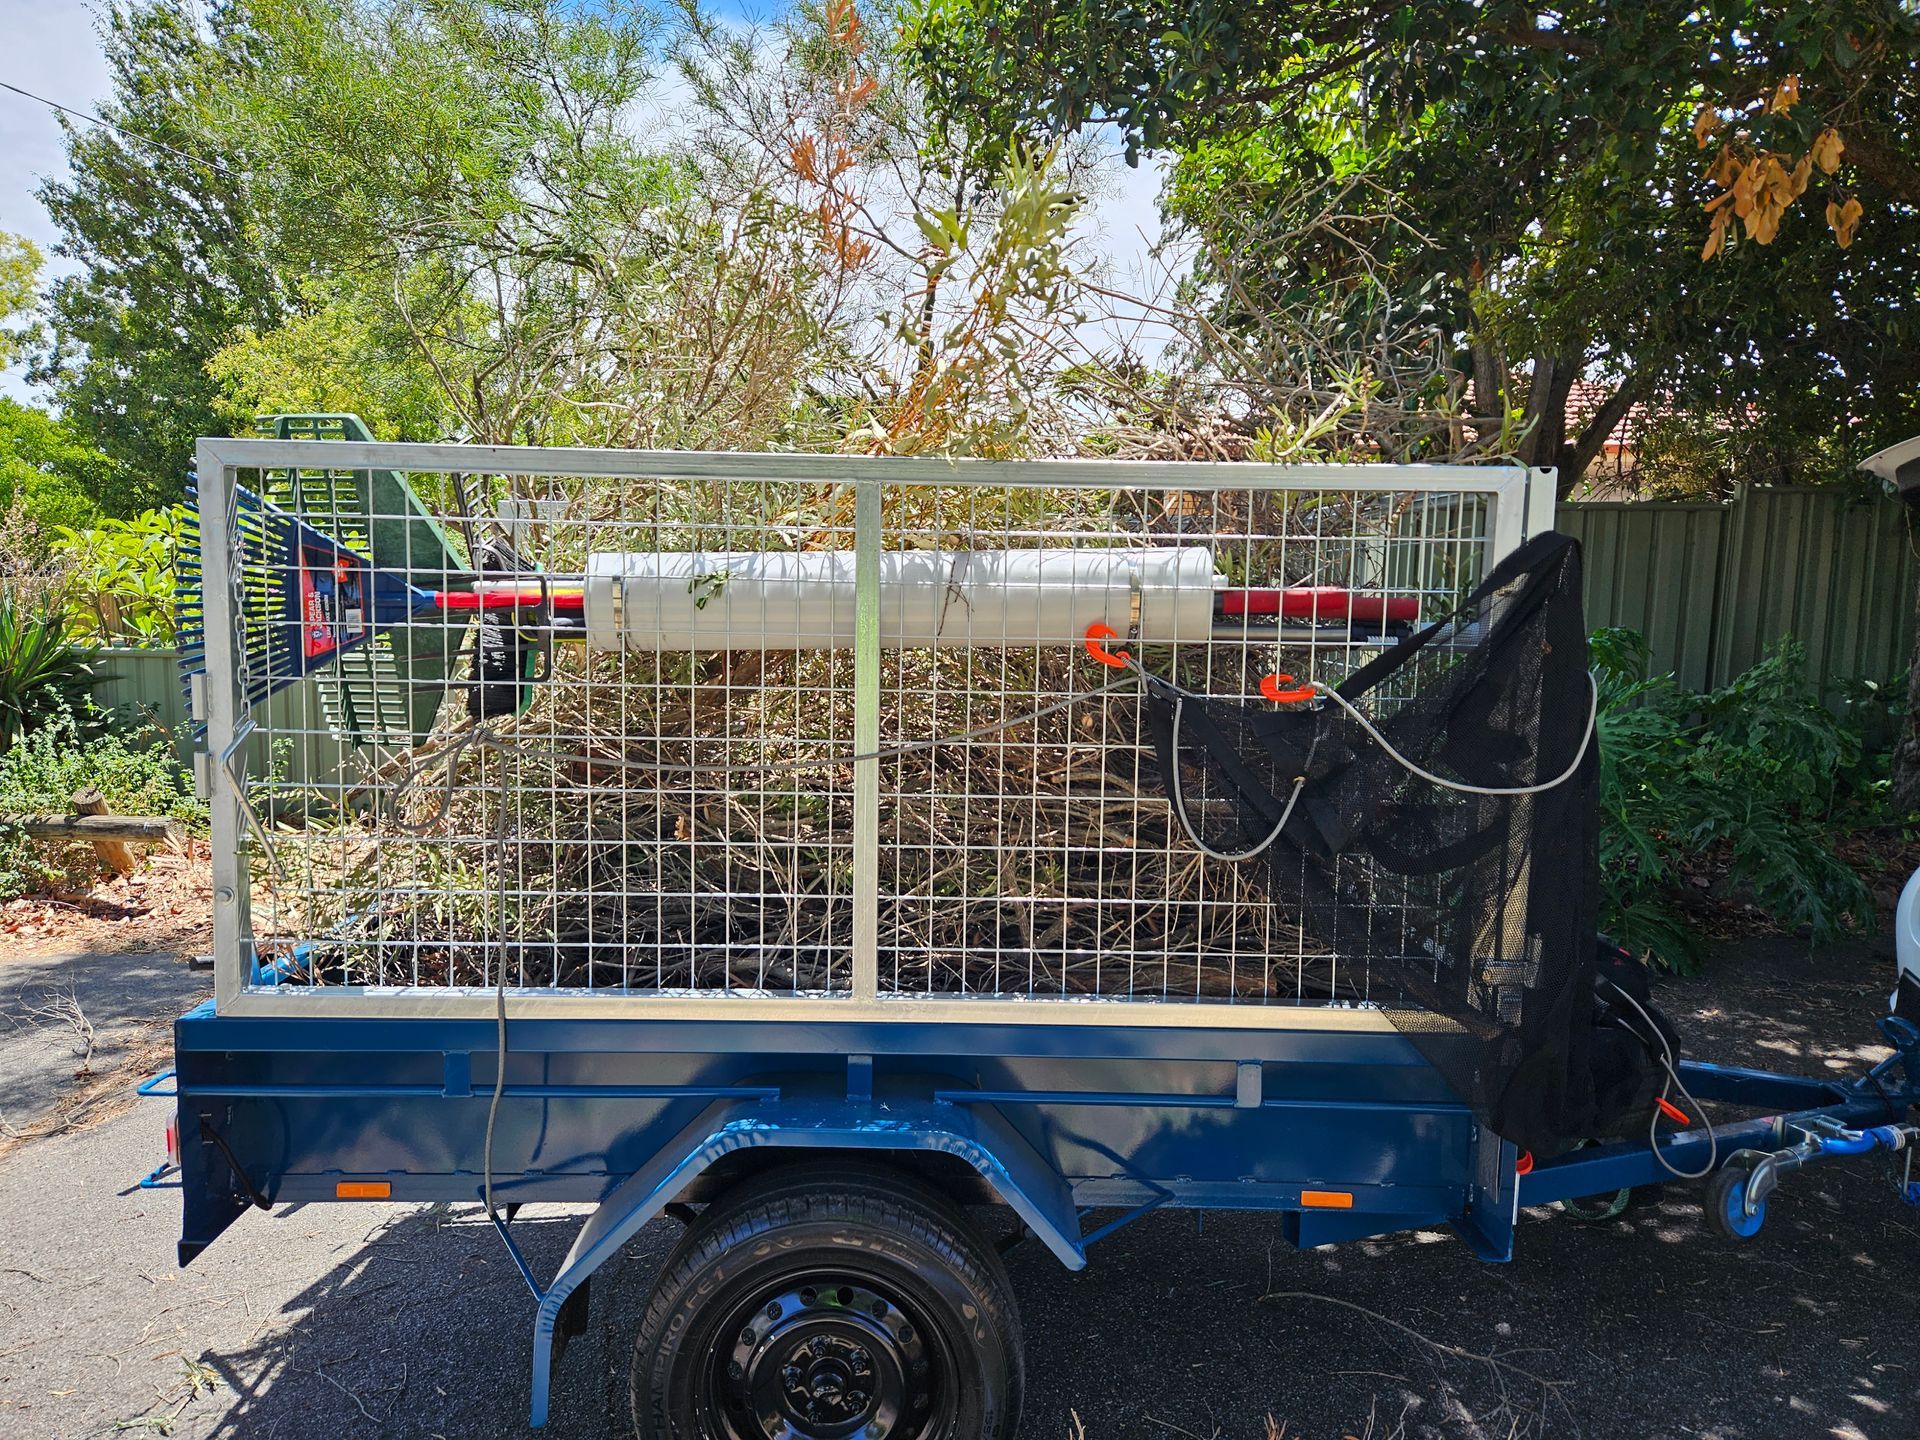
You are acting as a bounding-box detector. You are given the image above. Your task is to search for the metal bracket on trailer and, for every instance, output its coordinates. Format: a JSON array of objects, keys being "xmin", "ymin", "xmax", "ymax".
[
  {"xmin": 498, "ymin": 1097, "xmax": 1084, "ymax": 1428},
  {"xmin": 1519, "ymin": 1035, "xmax": 1920, "ymax": 1213},
  {"xmin": 1453, "ymin": 1124, "xmax": 1521, "ymax": 1262}
]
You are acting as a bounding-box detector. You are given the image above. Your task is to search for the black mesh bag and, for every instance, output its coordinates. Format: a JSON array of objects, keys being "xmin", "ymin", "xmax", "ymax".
[{"xmin": 1145, "ymin": 531, "xmax": 1635, "ymax": 1153}]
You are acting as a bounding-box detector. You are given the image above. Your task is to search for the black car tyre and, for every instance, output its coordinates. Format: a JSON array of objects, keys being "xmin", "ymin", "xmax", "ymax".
[{"xmin": 631, "ymin": 1160, "xmax": 1023, "ymax": 1440}]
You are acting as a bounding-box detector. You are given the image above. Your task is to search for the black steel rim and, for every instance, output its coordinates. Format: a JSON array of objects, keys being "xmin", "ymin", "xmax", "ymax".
[{"xmin": 700, "ymin": 1275, "xmax": 955, "ymax": 1440}]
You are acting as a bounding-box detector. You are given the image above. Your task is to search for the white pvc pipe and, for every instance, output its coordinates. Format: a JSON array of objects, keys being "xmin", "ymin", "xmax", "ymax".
[{"xmin": 583, "ymin": 546, "xmax": 1220, "ymax": 650}]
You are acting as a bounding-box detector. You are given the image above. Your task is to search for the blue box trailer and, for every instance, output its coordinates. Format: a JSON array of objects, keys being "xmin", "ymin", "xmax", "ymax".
[{"xmin": 150, "ymin": 432, "xmax": 1920, "ymax": 1439}]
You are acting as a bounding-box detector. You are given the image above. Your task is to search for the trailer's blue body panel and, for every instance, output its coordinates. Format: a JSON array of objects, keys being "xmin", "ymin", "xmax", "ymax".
[
  {"xmin": 173, "ymin": 1002, "xmax": 1488, "ymax": 1261},
  {"xmin": 167, "ymin": 999, "xmax": 1919, "ymax": 1427}
]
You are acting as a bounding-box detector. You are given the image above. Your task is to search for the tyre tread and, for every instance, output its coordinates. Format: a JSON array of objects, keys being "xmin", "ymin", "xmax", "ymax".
[{"xmin": 630, "ymin": 1161, "xmax": 1022, "ymax": 1440}]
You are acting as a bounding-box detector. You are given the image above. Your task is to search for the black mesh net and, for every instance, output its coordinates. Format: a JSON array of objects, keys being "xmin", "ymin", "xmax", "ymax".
[{"xmin": 1144, "ymin": 532, "xmax": 1632, "ymax": 1153}]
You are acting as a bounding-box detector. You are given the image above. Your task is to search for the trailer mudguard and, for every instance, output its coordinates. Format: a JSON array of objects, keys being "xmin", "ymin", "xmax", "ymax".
[{"xmin": 504, "ymin": 1096, "xmax": 1086, "ymax": 1428}]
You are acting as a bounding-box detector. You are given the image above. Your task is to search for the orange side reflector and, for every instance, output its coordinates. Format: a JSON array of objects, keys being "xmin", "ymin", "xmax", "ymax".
[
  {"xmin": 1300, "ymin": 1189, "xmax": 1354, "ymax": 1210},
  {"xmin": 336, "ymin": 1181, "xmax": 392, "ymax": 1200}
]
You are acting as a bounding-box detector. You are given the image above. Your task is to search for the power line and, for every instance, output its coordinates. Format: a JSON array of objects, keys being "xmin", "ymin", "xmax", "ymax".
[{"xmin": 0, "ymin": 77, "xmax": 236, "ymax": 179}]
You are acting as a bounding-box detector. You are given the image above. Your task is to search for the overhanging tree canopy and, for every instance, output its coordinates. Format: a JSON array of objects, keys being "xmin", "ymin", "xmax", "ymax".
[{"xmin": 906, "ymin": 0, "xmax": 1920, "ymax": 486}]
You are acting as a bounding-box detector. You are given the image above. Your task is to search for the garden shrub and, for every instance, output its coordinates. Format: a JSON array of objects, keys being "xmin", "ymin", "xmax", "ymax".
[
  {"xmin": 0, "ymin": 595, "xmax": 100, "ymax": 749},
  {"xmin": 49, "ymin": 508, "xmax": 183, "ymax": 646},
  {"xmin": 1593, "ymin": 628, "xmax": 1876, "ymax": 972}
]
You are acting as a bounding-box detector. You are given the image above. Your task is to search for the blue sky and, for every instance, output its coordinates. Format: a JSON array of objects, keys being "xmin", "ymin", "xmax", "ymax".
[
  {"xmin": 0, "ymin": 1, "xmax": 1165, "ymax": 405},
  {"xmin": 1, "ymin": 2, "xmax": 112, "ymax": 399}
]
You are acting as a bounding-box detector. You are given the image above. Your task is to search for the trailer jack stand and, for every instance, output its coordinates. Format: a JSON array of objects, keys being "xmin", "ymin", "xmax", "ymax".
[{"xmin": 1708, "ymin": 1118, "xmax": 1920, "ymax": 1240}]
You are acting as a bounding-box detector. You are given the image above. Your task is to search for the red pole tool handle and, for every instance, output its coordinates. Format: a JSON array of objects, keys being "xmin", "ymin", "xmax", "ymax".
[
  {"xmin": 1221, "ymin": 587, "xmax": 1420, "ymax": 623},
  {"xmin": 434, "ymin": 588, "xmax": 586, "ymax": 612}
]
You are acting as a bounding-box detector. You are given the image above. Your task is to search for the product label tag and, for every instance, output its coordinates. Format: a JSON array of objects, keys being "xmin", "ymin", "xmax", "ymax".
[{"xmin": 298, "ymin": 544, "xmax": 369, "ymax": 659}]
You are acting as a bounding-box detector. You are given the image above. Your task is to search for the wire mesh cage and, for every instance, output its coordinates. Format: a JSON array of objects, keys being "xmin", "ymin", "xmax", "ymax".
[{"xmin": 189, "ymin": 440, "xmax": 1549, "ymax": 1021}]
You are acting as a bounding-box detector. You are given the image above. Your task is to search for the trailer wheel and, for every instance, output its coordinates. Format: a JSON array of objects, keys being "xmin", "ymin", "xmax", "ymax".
[
  {"xmin": 631, "ymin": 1161, "xmax": 1023, "ymax": 1440},
  {"xmin": 1703, "ymin": 1162, "xmax": 1767, "ymax": 1241}
]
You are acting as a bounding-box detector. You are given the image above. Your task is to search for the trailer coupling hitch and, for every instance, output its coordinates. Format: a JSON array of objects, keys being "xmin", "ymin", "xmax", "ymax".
[{"xmin": 1715, "ymin": 1118, "xmax": 1920, "ymax": 1236}]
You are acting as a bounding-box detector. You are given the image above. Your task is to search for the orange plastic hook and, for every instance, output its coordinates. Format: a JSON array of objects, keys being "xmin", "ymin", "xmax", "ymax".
[
  {"xmin": 1084, "ymin": 622, "xmax": 1132, "ymax": 668},
  {"xmin": 1515, "ymin": 1150, "xmax": 1535, "ymax": 1176},
  {"xmin": 1259, "ymin": 673, "xmax": 1318, "ymax": 704}
]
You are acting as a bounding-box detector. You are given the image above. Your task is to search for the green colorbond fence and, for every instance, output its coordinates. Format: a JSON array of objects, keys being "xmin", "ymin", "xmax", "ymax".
[{"xmin": 1559, "ymin": 488, "xmax": 1916, "ymax": 694}]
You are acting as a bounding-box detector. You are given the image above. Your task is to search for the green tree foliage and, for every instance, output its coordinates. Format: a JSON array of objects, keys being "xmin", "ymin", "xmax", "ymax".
[
  {"xmin": 206, "ymin": 280, "xmax": 451, "ymax": 441},
  {"xmin": 35, "ymin": 1, "xmax": 285, "ymax": 509},
  {"xmin": 177, "ymin": 0, "xmax": 870, "ymax": 451},
  {"xmin": 905, "ymin": 1, "xmax": 1920, "ymax": 485},
  {"xmin": 0, "ymin": 232, "xmax": 44, "ymax": 370},
  {"xmin": 0, "ymin": 400, "xmax": 114, "ymax": 540},
  {"xmin": 217, "ymin": 0, "xmax": 688, "ymax": 445}
]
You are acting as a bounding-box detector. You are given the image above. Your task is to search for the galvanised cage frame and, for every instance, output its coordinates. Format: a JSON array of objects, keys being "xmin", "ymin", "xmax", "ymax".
[{"xmin": 191, "ymin": 437, "xmax": 1556, "ymax": 1026}]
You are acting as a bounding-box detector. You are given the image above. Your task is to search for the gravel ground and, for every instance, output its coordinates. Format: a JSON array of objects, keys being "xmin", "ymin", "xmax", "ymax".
[{"xmin": 0, "ymin": 935, "xmax": 1913, "ymax": 1440}]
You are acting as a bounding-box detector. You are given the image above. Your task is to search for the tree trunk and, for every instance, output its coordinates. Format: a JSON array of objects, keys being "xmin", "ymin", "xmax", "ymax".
[
  {"xmin": 1514, "ymin": 352, "xmax": 1578, "ymax": 471},
  {"xmin": 1558, "ymin": 378, "xmax": 1643, "ymax": 499},
  {"xmin": 1892, "ymin": 569, "xmax": 1920, "ymax": 816}
]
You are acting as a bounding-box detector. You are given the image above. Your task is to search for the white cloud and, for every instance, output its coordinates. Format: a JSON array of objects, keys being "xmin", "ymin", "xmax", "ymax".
[{"xmin": 0, "ymin": 0, "xmax": 112, "ymax": 400}]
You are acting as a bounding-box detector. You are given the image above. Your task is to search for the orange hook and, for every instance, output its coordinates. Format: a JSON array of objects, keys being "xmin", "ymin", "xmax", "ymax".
[
  {"xmin": 1084, "ymin": 622, "xmax": 1132, "ymax": 668},
  {"xmin": 1516, "ymin": 1150, "xmax": 1535, "ymax": 1176},
  {"xmin": 1259, "ymin": 673, "xmax": 1318, "ymax": 704}
]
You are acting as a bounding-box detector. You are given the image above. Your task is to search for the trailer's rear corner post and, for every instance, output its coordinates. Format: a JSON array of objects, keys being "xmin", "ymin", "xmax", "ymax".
[
  {"xmin": 519, "ymin": 1097, "xmax": 1085, "ymax": 1428},
  {"xmin": 1527, "ymin": 466, "xmax": 1558, "ymax": 542},
  {"xmin": 1453, "ymin": 1124, "xmax": 1520, "ymax": 1263},
  {"xmin": 193, "ymin": 439, "xmax": 250, "ymax": 1019}
]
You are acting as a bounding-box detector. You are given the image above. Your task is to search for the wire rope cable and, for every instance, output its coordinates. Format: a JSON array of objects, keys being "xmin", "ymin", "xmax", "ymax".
[
  {"xmin": 1289, "ymin": 672, "xmax": 1599, "ymax": 799},
  {"xmin": 1164, "ymin": 692, "xmax": 1309, "ymax": 862},
  {"xmin": 1599, "ymin": 975, "xmax": 1720, "ymax": 1181}
]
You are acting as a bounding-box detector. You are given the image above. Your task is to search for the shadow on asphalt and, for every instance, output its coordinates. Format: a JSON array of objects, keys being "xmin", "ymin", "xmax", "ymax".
[{"xmin": 0, "ymin": 947, "xmax": 203, "ymax": 1122}]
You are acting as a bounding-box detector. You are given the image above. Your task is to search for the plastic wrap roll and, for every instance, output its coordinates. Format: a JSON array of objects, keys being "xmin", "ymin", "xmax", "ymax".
[{"xmin": 582, "ymin": 546, "xmax": 1219, "ymax": 651}]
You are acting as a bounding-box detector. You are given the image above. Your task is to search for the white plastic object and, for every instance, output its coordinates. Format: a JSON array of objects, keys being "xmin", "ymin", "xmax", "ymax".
[
  {"xmin": 1858, "ymin": 434, "xmax": 1920, "ymax": 503},
  {"xmin": 582, "ymin": 546, "xmax": 1220, "ymax": 651},
  {"xmin": 1896, "ymin": 865, "xmax": 1920, "ymax": 1012}
]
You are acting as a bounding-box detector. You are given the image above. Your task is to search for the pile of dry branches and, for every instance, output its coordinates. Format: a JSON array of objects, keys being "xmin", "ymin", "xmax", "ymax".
[{"xmin": 244, "ymin": 479, "xmax": 1444, "ymax": 1003}]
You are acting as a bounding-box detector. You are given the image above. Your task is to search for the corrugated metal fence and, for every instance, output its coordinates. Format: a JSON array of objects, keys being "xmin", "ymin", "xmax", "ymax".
[
  {"xmin": 1560, "ymin": 487, "xmax": 1915, "ymax": 692},
  {"xmin": 91, "ymin": 646, "xmax": 353, "ymax": 784},
  {"xmin": 93, "ymin": 487, "xmax": 1917, "ymax": 780}
]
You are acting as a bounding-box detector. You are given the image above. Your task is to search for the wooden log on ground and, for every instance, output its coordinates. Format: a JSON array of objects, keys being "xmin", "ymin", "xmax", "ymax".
[
  {"xmin": 13, "ymin": 808, "xmax": 184, "ymax": 871},
  {"xmin": 70, "ymin": 786, "xmax": 139, "ymax": 875}
]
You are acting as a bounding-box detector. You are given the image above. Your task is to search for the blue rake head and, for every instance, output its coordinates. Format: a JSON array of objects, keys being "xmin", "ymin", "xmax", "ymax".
[{"xmin": 178, "ymin": 484, "xmax": 443, "ymax": 711}]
